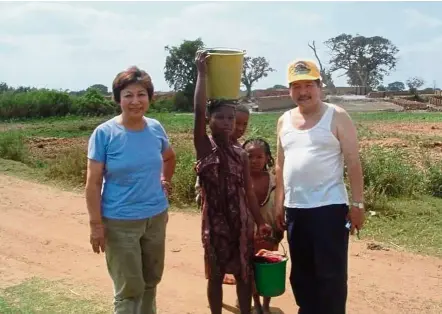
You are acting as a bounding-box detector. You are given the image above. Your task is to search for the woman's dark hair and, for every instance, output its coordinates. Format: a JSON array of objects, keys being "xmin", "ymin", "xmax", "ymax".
[
  {"xmin": 112, "ymin": 66, "xmax": 154, "ymax": 103},
  {"xmin": 242, "ymin": 138, "xmax": 275, "ymax": 170}
]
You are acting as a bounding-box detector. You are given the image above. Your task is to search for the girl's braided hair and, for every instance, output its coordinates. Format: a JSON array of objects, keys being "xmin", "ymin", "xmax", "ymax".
[
  {"xmin": 242, "ymin": 138, "xmax": 275, "ymax": 170},
  {"xmin": 206, "ymin": 99, "xmax": 239, "ymax": 117}
]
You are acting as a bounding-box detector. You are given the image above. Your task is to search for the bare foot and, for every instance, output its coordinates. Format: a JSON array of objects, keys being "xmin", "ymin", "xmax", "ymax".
[
  {"xmin": 254, "ymin": 304, "xmax": 264, "ymax": 314},
  {"xmin": 254, "ymin": 300, "xmax": 264, "ymax": 314}
]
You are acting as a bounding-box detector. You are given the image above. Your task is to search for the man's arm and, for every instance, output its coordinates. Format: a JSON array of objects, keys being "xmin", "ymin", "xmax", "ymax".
[
  {"xmin": 335, "ymin": 107, "xmax": 364, "ymax": 204},
  {"xmin": 274, "ymin": 115, "xmax": 286, "ymax": 231}
]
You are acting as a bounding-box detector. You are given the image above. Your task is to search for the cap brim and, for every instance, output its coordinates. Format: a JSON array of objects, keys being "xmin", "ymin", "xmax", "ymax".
[{"xmin": 288, "ymin": 74, "xmax": 321, "ymax": 84}]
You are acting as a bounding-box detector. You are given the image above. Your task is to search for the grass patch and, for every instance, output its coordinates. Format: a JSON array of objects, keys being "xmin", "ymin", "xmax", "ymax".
[
  {"xmin": 361, "ymin": 145, "xmax": 427, "ymax": 198},
  {"xmin": 351, "ymin": 111, "xmax": 442, "ymax": 122},
  {"xmin": 0, "ymin": 131, "xmax": 28, "ymax": 163},
  {"xmin": 364, "ymin": 196, "xmax": 442, "ymax": 257},
  {"xmin": 0, "ymin": 158, "xmax": 41, "ymax": 181},
  {"xmin": 0, "ymin": 277, "xmax": 111, "ymax": 314},
  {"xmin": 45, "ymin": 145, "xmax": 87, "ymax": 186}
]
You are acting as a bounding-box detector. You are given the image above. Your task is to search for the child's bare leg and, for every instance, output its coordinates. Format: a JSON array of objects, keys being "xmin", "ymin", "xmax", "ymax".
[
  {"xmin": 263, "ymin": 297, "xmax": 271, "ymax": 311},
  {"xmin": 253, "ymin": 292, "xmax": 263, "ymax": 314},
  {"xmin": 234, "ymin": 275, "xmax": 252, "ymax": 313},
  {"xmin": 207, "ymin": 274, "xmax": 224, "ymax": 314}
]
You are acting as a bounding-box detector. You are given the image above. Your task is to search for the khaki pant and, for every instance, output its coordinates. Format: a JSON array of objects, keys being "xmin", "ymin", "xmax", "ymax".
[{"xmin": 103, "ymin": 210, "xmax": 168, "ymax": 314}]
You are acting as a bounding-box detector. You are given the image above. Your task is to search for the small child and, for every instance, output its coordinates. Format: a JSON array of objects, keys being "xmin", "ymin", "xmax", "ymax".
[{"xmin": 242, "ymin": 138, "xmax": 284, "ymax": 314}]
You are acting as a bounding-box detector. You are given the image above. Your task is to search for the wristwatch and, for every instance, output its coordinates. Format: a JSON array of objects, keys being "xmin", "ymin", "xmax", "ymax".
[{"xmin": 352, "ymin": 202, "xmax": 364, "ymax": 209}]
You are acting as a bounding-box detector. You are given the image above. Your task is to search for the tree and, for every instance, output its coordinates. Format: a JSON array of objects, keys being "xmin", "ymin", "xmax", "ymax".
[
  {"xmin": 76, "ymin": 88, "xmax": 116, "ymax": 116},
  {"xmin": 324, "ymin": 34, "xmax": 399, "ymax": 89},
  {"xmin": 88, "ymin": 84, "xmax": 109, "ymax": 95},
  {"xmin": 406, "ymin": 77, "xmax": 425, "ymax": 95},
  {"xmin": 0, "ymin": 82, "xmax": 10, "ymax": 93},
  {"xmin": 164, "ymin": 38, "xmax": 205, "ymax": 110},
  {"xmin": 387, "ymin": 81, "xmax": 405, "ymax": 92},
  {"xmin": 377, "ymin": 85, "xmax": 387, "ymax": 91},
  {"xmin": 241, "ymin": 56, "xmax": 275, "ymax": 98},
  {"xmin": 307, "ymin": 41, "xmax": 336, "ymax": 91}
]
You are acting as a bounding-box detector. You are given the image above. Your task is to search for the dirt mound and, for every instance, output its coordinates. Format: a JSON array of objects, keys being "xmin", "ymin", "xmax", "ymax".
[
  {"xmin": 368, "ymin": 122, "xmax": 442, "ymax": 137},
  {"xmin": 26, "ymin": 137, "xmax": 87, "ymax": 160},
  {"xmin": 360, "ymin": 138, "xmax": 408, "ymax": 148}
]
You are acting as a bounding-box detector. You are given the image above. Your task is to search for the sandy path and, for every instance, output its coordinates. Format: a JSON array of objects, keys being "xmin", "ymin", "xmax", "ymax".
[{"xmin": 0, "ymin": 174, "xmax": 441, "ymax": 313}]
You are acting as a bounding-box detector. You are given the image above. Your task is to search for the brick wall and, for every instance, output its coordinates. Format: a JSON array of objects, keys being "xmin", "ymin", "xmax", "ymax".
[
  {"xmin": 327, "ymin": 86, "xmax": 369, "ymax": 95},
  {"xmin": 367, "ymin": 91, "xmax": 412, "ymax": 98},
  {"xmin": 255, "ymin": 95, "xmax": 294, "ymax": 112},
  {"xmin": 388, "ymin": 98, "xmax": 429, "ymax": 110},
  {"xmin": 252, "ymin": 89, "xmax": 289, "ymax": 98},
  {"xmin": 430, "ymin": 96, "xmax": 442, "ymax": 106}
]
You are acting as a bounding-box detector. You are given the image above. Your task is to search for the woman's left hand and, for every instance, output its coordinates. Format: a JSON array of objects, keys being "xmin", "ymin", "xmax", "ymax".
[{"xmin": 162, "ymin": 180, "xmax": 172, "ymax": 197}]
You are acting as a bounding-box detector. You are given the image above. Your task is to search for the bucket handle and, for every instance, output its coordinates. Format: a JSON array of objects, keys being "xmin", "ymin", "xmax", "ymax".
[
  {"xmin": 280, "ymin": 242, "xmax": 288, "ymax": 259},
  {"xmin": 261, "ymin": 236, "xmax": 289, "ymax": 259},
  {"xmin": 197, "ymin": 47, "xmax": 246, "ymax": 55}
]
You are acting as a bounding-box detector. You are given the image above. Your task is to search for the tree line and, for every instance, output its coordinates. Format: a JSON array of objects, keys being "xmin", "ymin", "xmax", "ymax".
[{"xmin": 2, "ymin": 33, "xmax": 436, "ymax": 119}]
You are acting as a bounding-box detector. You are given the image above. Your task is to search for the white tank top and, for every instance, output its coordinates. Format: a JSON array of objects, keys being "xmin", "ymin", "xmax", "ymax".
[{"xmin": 280, "ymin": 103, "xmax": 349, "ymax": 208}]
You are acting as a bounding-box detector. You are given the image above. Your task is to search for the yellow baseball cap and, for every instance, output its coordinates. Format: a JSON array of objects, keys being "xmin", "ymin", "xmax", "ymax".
[{"xmin": 287, "ymin": 59, "xmax": 322, "ymax": 85}]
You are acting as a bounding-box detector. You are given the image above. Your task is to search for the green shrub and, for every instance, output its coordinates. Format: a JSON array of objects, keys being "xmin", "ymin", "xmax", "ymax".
[
  {"xmin": 173, "ymin": 91, "xmax": 192, "ymax": 112},
  {"xmin": 150, "ymin": 98, "xmax": 174, "ymax": 113},
  {"xmin": 45, "ymin": 146, "xmax": 87, "ymax": 186},
  {"xmin": 360, "ymin": 145, "xmax": 427, "ymax": 198},
  {"xmin": 424, "ymin": 160, "xmax": 442, "ymax": 197},
  {"xmin": 169, "ymin": 135, "xmax": 197, "ymax": 205},
  {"xmin": 74, "ymin": 89, "xmax": 116, "ymax": 116},
  {"xmin": 0, "ymin": 90, "xmax": 73, "ymax": 119},
  {"xmin": 0, "ymin": 131, "xmax": 28, "ymax": 163}
]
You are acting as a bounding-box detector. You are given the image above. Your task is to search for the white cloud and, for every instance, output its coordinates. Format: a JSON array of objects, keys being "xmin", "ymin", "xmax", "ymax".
[
  {"xmin": 400, "ymin": 36, "xmax": 442, "ymax": 54},
  {"xmin": 403, "ymin": 9, "xmax": 442, "ymax": 29}
]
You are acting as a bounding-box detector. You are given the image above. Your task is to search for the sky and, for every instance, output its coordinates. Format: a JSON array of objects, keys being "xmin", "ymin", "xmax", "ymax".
[{"xmin": 0, "ymin": 0, "xmax": 441, "ymax": 93}]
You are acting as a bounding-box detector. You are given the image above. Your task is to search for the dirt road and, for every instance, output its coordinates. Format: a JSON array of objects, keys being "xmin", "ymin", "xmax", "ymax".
[{"xmin": 0, "ymin": 174, "xmax": 441, "ymax": 313}]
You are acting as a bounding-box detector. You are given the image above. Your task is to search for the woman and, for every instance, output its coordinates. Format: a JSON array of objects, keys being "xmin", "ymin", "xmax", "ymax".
[{"xmin": 85, "ymin": 66, "xmax": 176, "ymax": 314}]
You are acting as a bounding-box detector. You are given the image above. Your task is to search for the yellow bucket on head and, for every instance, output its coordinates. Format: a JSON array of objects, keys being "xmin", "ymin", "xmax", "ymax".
[{"xmin": 204, "ymin": 48, "xmax": 246, "ymax": 100}]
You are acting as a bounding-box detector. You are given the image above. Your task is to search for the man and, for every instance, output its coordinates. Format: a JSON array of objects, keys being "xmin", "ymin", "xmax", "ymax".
[{"xmin": 275, "ymin": 59, "xmax": 365, "ymax": 314}]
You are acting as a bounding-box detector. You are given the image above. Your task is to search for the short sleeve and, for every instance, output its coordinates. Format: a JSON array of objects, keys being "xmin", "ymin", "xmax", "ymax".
[
  {"xmin": 155, "ymin": 122, "xmax": 170, "ymax": 154},
  {"xmin": 87, "ymin": 127, "xmax": 108, "ymax": 163}
]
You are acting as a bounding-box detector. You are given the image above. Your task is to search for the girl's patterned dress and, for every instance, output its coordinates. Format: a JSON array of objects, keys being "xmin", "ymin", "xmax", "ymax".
[{"xmin": 195, "ymin": 137, "xmax": 255, "ymax": 283}]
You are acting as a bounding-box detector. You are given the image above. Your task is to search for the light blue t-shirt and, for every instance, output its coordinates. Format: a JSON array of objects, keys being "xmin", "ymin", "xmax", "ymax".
[{"xmin": 87, "ymin": 116, "xmax": 170, "ymax": 220}]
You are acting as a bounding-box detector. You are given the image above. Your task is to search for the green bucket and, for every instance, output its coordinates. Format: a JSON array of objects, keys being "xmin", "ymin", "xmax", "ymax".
[{"xmin": 253, "ymin": 243, "xmax": 288, "ymax": 298}]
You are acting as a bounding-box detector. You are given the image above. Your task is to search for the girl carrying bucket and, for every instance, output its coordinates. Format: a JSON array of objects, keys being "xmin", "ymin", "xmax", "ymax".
[
  {"xmin": 194, "ymin": 103, "xmax": 251, "ymax": 286},
  {"xmin": 243, "ymin": 138, "xmax": 284, "ymax": 314},
  {"xmin": 193, "ymin": 50, "xmax": 271, "ymax": 314},
  {"xmin": 194, "ymin": 103, "xmax": 250, "ymax": 210}
]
